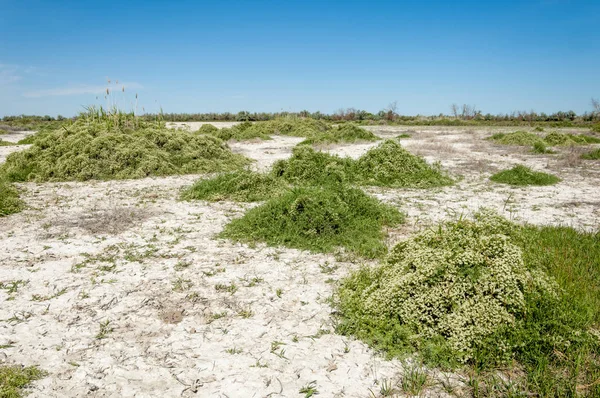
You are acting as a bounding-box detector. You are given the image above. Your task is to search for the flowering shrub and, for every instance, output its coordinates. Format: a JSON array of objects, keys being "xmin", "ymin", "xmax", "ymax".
[{"xmin": 337, "ymin": 212, "xmax": 559, "ymax": 363}]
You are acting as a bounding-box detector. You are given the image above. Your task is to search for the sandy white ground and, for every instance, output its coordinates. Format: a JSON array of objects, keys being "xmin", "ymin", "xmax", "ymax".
[{"xmin": 0, "ymin": 125, "xmax": 598, "ymax": 397}]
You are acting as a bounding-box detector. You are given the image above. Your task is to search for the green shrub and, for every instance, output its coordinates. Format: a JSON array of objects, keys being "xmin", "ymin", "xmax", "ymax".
[
  {"xmin": 490, "ymin": 165, "xmax": 560, "ymax": 186},
  {"xmin": 298, "ymin": 123, "xmax": 378, "ymax": 146},
  {"xmin": 181, "ymin": 170, "xmax": 287, "ymax": 202},
  {"xmin": 531, "ymin": 141, "xmax": 554, "ymax": 154},
  {"xmin": 533, "ymin": 126, "xmax": 545, "ymax": 132},
  {"xmin": 0, "ymin": 365, "xmax": 46, "ymax": 398},
  {"xmin": 0, "ymin": 117, "xmax": 250, "ymax": 182},
  {"xmin": 335, "ymin": 213, "xmax": 600, "ymax": 395},
  {"xmin": 355, "ymin": 140, "xmax": 453, "ymax": 188},
  {"xmin": 336, "ymin": 213, "xmax": 558, "ymax": 364},
  {"xmin": 204, "ymin": 122, "xmax": 272, "ymax": 141},
  {"xmin": 581, "ymin": 148, "xmax": 600, "ymax": 160},
  {"xmin": 220, "ymin": 185, "xmax": 404, "ymax": 258},
  {"xmin": 489, "ymin": 131, "xmax": 543, "ymax": 146},
  {"xmin": 197, "ymin": 124, "xmax": 219, "ymax": 135},
  {"xmin": 0, "ymin": 177, "xmax": 22, "ymax": 217},
  {"xmin": 272, "ymin": 146, "xmax": 355, "ymax": 186}
]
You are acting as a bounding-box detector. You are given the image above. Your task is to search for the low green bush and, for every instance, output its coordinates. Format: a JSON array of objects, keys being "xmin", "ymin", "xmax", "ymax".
[
  {"xmin": 220, "ymin": 184, "xmax": 404, "ymax": 258},
  {"xmin": 181, "ymin": 170, "xmax": 287, "ymax": 202},
  {"xmin": 0, "ymin": 115, "xmax": 250, "ymax": 182},
  {"xmin": 0, "ymin": 140, "xmax": 15, "ymax": 147},
  {"xmin": 273, "ymin": 140, "xmax": 453, "ymax": 188},
  {"xmin": 490, "ymin": 165, "xmax": 560, "ymax": 186},
  {"xmin": 355, "ymin": 140, "xmax": 453, "ymax": 188},
  {"xmin": 489, "ymin": 131, "xmax": 544, "ymax": 146},
  {"xmin": 335, "ymin": 213, "xmax": 600, "ymax": 395},
  {"xmin": 531, "ymin": 141, "xmax": 554, "ymax": 154}
]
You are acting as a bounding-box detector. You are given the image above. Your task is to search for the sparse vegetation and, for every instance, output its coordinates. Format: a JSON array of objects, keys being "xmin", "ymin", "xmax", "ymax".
[
  {"xmin": 181, "ymin": 170, "xmax": 287, "ymax": 202},
  {"xmin": 0, "ymin": 140, "xmax": 15, "ymax": 147},
  {"xmin": 490, "ymin": 165, "xmax": 560, "ymax": 186},
  {"xmin": 0, "ymin": 110, "xmax": 250, "ymax": 182},
  {"xmin": 490, "ymin": 130, "xmax": 600, "ymax": 147},
  {"xmin": 581, "ymin": 148, "xmax": 600, "ymax": 160},
  {"xmin": 221, "ymin": 185, "xmax": 404, "ymax": 258},
  {"xmin": 335, "ymin": 212, "xmax": 600, "ymax": 396},
  {"xmin": 0, "ymin": 178, "xmax": 22, "ymax": 217},
  {"xmin": 0, "ymin": 365, "xmax": 46, "ymax": 398}
]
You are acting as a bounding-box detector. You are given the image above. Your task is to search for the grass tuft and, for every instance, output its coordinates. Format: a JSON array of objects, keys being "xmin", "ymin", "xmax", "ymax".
[
  {"xmin": 581, "ymin": 148, "xmax": 600, "ymax": 160},
  {"xmin": 0, "ymin": 365, "xmax": 46, "ymax": 398},
  {"xmin": 181, "ymin": 170, "xmax": 287, "ymax": 202},
  {"xmin": 220, "ymin": 184, "xmax": 404, "ymax": 258},
  {"xmin": 490, "ymin": 165, "xmax": 560, "ymax": 186}
]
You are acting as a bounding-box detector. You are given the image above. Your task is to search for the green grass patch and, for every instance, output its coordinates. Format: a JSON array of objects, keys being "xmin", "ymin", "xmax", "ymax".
[
  {"xmin": 489, "ymin": 131, "xmax": 544, "ymax": 146},
  {"xmin": 544, "ymin": 132, "xmax": 600, "ymax": 146},
  {"xmin": 0, "ymin": 113, "xmax": 250, "ymax": 182},
  {"xmin": 0, "ymin": 178, "xmax": 22, "ymax": 217},
  {"xmin": 490, "ymin": 130, "xmax": 600, "ymax": 147},
  {"xmin": 273, "ymin": 140, "xmax": 452, "ymax": 188},
  {"xmin": 298, "ymin": 123, "xmax": 378, "ymax": 146},
  {"xmin": 0, "ymin": 365, "xmax": 46, "ymax": 398},
  {"xmin": 0, "ymin": 140, "xmax": 15, "ymax": 147},
  {"xmin": 220, "ymin": 184, "xmax": 404, "ymax": 258},
  {"xmin": 335, "ymin": 213, "xmax": 600, "ymax": 396},
  {"xmin": 490, "ymin": 165, "xmax": 560, "ymax": 186},
  {"xmin": 531, "ymin": 141, "xmax": 555, "ymax": 154},
  {"xmin": 396, "ymin": 133, "xmax": 411, "ymax": 139},
  {"xmin": 181, "ymin": 170, "xmax": 288, "ymax": 202},
  {"xmin": 581, "ymin": 148, "xmax": 600, "ymax": 160},
  {"xmin": 202, "ymin": 121, "xmax": 273, "ymax": 141}
]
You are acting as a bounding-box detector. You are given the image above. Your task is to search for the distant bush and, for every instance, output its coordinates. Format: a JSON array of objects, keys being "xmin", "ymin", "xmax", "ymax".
[
  {"xmin": 544, "ymin": 132, "xmax": 600, "ymax": 146},
  {"xmin": 490, "ymin": 165, "xmax": 560, "ymax": 186},
  {"xmin": 220, "ymin": 184, "xmax": 404, "ymax": 258},
  {"xmin": 298, "ymin": 123, "xmax": 378, "ymax": 146},
  {"xmin": 181, "ymin": 170, "xmax": 287, "ymax": 202},
  {"xmin": 533, "ymin": 126, "xmax": 545, "ymax": 132},
  {"xmin": 1, "ymin": 112, "xmax": 250, "ymax": 182},
  {"xmin": 490, "ymin": 130, "xmax": 600, "ymax": 147},
  {"xmin": 489, "ymin": 131, "xmax": 543, "ymax": 146}
]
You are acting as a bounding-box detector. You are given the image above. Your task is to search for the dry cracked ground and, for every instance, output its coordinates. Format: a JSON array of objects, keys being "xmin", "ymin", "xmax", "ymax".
[{"xmin": 1, "ymin": 124, "xmax": 599, "ymax": 397}]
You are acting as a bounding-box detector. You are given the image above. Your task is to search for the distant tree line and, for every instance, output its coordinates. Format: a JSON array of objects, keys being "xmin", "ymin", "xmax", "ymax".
[{"xmin": 3, "ymin": 99, "xmax": 600, "ymax": 126}]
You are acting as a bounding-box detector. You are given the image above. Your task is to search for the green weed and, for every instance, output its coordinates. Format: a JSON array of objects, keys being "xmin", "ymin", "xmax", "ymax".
[
  {"xmin": 490, "ymin": 165, "xmax": 560, "ymax": 186},
  {"xmin": 221, "ymin": 184, "xmax": 404, "ymax": 258},
  {"xmin": 581, "ymin": 148, "xmax": 600, "ymax": 160},
  {"xmin": 0, "ymin": 365, "xmax": 46, "ymax": 398}
]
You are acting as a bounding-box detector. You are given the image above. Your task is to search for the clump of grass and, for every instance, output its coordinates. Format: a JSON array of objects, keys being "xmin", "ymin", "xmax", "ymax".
[
  {"xmin": 355, "ymin": 140, "xmax": 453, "ymax": 188},
  {"xmin": 273, "ymin": 140, "xmax": 452, "ymax": 188},
  {"xmin": 544, "ymin": 132, "xmax": 600, "ymax": 146},
  {"xmin": 533, "ymin": 126, "xmax": 545, "ymax": 132},
  {"xmin": 0, "ymin": 111, "xmax": 250, "ymax": 182},
  {"xmin": 335, "ymin": 212, "xmax": 600, "ymax": 396},
  {"xmin": 531, "ymin": 141, "xmax": 554, "ymax": 154},
  {"xmin": 272, "ymin": 146, "xmax": 355, "ymax": 186},
  {"xmin": 490, "ymin": 165, "xmax": 560, "ymax": 186},
  {"xmin": 581, "ymin": 148, "xmax": 600, "ymax": 160},
  {"xmin": 196, "ymin": 124, "xmax": 219, "ymax": 135},
  {"xmin": 0, "ymin": 177, "xmax": 22, "ymax": 217},
  {"xmin": 206, "ymin": 121, "xmax": 273, "ymax": 141},
  {"xmin": 220, "ymin": 185, "xmax": 404, "ymax": 258},
  {"xmin": 181, "ymin": 170, "xmax": 287, "ymax": 202},
  {"xmin": 298, "ymin": 123, "xmax": 378, "ymax": 146},
  {"xmin": 0, "ymin": 140, "xmax": 15, "ymax": 147},
  {"xmin": 396, "ymin": 133, "xmax": 411, "ymax": 139},
  {"xmin": 0, "ymin": 365, "xmax": 46, "ymax": 397},
  {"xmin": 489, "ymin": 131, "xmax": 544, "ymax": 146}
]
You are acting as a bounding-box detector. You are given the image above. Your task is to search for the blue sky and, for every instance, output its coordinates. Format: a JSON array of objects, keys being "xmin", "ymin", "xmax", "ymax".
[{"xmin": 1, "ymin": 0, "xmax": 599, "ymax": 117}]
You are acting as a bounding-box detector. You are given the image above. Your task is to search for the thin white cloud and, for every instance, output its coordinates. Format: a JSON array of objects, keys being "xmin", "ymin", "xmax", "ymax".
[
  {"xmin": 22, "ymin": 82, "xmax": 144, "ymax": 98},
  {"xmin": 0, "ymin": 64, "xmax": 21, "ymax": 85}
]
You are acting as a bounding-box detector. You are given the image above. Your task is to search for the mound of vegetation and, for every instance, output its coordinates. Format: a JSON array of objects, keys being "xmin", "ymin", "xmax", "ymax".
[
  {"xmin": 0, "ymin": 139, "xmax": 15, "ymax": 146},
  {"xmin": 531, "ymin": 141, "xmax": 554, "ymax": 154},
  {"xmin": 544, "ymin": 132, "xmax": 600, "ymax": 146},
  {"xmin": 204, "ymin": 121, "xmax": 273, "ymax": 141},
  {"xmin": 273, "ymin": 141, "xmax": 453, "ymax": 188},
  {"xmin": 220, "ymin": 185, "xmax": 404, "ymax": 258},
  {"xmin": 298, "ymin": 123, "xmax": 378, "ymax": 146},
  {"xmin": 181, "ymin": 170, "xmax": 287, "ymax": 202},
  {"xmin": 272, "ymin": 146, "xmax": 355, "ymax": 186},
  {"xmin": 355, "ymin": 140, "xmax": 453, "ymax": 188},
  {"xmin": 489, "ymin": 131, "xmax": 544, "ymax": 146},
  {"xmin": 0, "ymin": 177, "xmax": 22, "ymax": 217},
  {"xmin": 336, "ymin": 213, "xmax": 600, "ymax": 395},
  {"xmin": 0, "ymin": 115, "xmax": 250, "ymax": 182},
  {"xmin": 0, "ymin": 365, "xmax": 46, "ymax": 397},
  {"xmin": 490, "ymin": 165, "xmax": 560, "ymax": 186},
  {"xmin": 581, "ymin": 148, "xmax": 600, "ymax": 160}
]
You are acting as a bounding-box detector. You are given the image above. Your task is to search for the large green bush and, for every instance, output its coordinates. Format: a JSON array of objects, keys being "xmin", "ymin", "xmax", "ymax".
[
  {"xmin": 1, "ymin": 117, "xmax": 250, "ymax": 182},
  {"xmin": 220, "ymin": 185, "xmax": 404, "ymax": 258}
]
